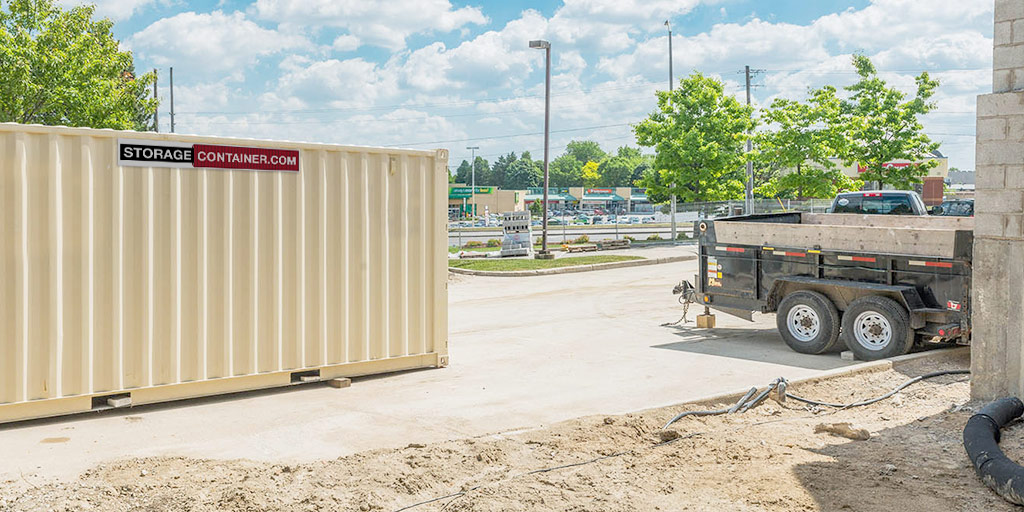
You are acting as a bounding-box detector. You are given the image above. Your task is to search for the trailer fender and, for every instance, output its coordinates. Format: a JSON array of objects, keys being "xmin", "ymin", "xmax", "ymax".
[{"xmin": 766, "ymin": 277, "xmax": 927, "ymax": 328}]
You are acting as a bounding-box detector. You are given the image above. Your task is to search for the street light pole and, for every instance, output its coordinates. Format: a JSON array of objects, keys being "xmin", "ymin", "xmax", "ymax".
[
  {"xmin": 466, "ymin": 146, "xmax": 479, "ymax": 219},
  {"xmin": 530, "ymin": 39, "xmax": 554, "ymax": 259},
  {"xmin": 665, "ymin": 20, "xmax": 677, "ymax": 244}
]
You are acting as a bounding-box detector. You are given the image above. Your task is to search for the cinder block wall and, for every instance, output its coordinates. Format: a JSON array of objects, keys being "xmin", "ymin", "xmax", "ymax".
[{"xmin": 972, "ymin": 0, "xmax": 1024, "ymax": 399}]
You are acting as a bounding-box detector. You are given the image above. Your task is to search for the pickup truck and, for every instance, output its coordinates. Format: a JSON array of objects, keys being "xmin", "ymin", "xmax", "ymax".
[
  {"xmin": 828, "ymin": 190, "xmax": 929, "ymax": 215},
  {"xmin": 687, "ymin": 212, "xmax": 972, "ymax": 361}
]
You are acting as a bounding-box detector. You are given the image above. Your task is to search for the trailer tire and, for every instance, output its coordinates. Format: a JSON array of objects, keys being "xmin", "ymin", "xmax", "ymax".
[
  {"xmin": 841, "ymin": 295, "xmax": 914, "ymax": 361},
  {"xmin": 776, "ymin": 291, "xmax": 842, "ymax": 354}
]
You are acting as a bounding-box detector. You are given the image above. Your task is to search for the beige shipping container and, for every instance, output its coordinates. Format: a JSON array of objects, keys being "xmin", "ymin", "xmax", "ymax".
[{"xmin": 0, "ymin": 123, "xmax": 449, "ymax": 423}]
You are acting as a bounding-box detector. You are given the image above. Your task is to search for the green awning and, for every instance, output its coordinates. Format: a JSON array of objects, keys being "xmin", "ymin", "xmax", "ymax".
[
  {"xmin": 525, "ymin": 193, "xmax": 577, "ymax": 202},
  {"xmin": 581, "ymin": 193, "xmax": 625, "ymax": 201}
]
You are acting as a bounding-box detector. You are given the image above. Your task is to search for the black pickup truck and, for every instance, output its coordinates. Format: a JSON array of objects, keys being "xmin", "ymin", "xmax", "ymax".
[{"xmin": 687, "ymin": 212, "xmax": 973, "ymax": 361}]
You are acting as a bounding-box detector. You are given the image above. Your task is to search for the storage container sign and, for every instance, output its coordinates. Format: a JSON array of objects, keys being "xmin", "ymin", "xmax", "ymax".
[{"xmin": 118, "ymin": 138, "xmax": 300, "ymax": 172}]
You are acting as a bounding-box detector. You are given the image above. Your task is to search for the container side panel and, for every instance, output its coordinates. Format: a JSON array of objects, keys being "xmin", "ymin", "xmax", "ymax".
[
  {"xmin": 368, "ymin": 154, "xmax": 388, "ymax": 360},
  {"xmin": 179, "ymin": 171, "xmax": 202, "ymax": 382},
  {"xmin": 0, "ymin": 133, "xmax": 18, "ymax": 403},
  {"xmin": 279, "ymin": 170, "xmax": 301, "ymax": 370},
  {"xmin": 204, "ymin": 170, "xmax": 230, "ymax": 379},
  {"xmin": 91, "ymin": 138, "xmax": 118, "ymax": 393},
  {"xmin": 407, "ymin": 157, "xmax": 426, "ymax": 356},
  {"xmin": 120, "ymin": 166, "xmax": 149, "ymax": 389},
  {"xmin": 348, "ymin": 154, "xmax": 369, "ymax": 363},
  {"xmin": 324, "ymin": 152, "xmax": 346, "ymax": 365},
  {"xmin": 151, "ymin": 168, "xmax": 177, "ymax": 386},
  {"xmin": 24, "ymin": 135, "xmax": 57, "ymax": 400},
  {"xmin": 59, "ymin": 136, "xmax": 86, "ymax": 397},
  {"xmin": 302, "ymin": 150, "xmax": 324, "ymax": 368},
  {"xmin": 387, "ymin": 155, "xmax": 407, "ymax": 358},
  {"xmin": 256, "ymin": 171, "xmax": 277, "ymax": 373},
  {"xmin": 231, "ymin": 172, "xmax": 254, "ymax": 376}
]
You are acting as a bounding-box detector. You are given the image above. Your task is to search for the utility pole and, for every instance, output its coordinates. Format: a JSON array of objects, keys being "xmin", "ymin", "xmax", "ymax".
[
  {"xmin": 153, "ymin": 69, "xmax": 159, "ymax": 132},
  {"xmin": 169, "ymin": 67, "xmax": 175, "ymax": 133},
  {"xmin": 745, "ymin": 65, "xmax": 753, "ymax": 214},
  {"xmin": 467, "ymin": 146, "xmax": 479, "ymax": 218},
  {"xmin": 530, "ymin": 39, "xmax": 553, "ymax": 259},
  {"xmin": 666, "ymin": 20, "xmax": 677, "ymax": 243}
]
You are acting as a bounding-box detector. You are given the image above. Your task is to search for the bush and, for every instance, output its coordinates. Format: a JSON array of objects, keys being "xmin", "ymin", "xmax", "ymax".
[
  {"xmin": 646, "ymin": 234, "xmax": 663, "ymax": 241},
  {"xmin": 572, "ymin": 235, "xmax": 590, "ymax": 244},
  {"xmin": 486, "ymin": 238, "xmax": 501, "ymax": 247},
  {"xmin": 624, "ymin": 235, "xmax": 636, "ymax": 242},
  {"xmin": 676, "ymin": 232, "xmax": 688, "ymax": 240},
  {"xmin": 464, "ymin": 241, "xmax": 485, "ymax": 248}
]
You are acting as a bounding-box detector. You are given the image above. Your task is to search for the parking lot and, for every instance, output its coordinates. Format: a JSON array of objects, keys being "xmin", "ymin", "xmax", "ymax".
[{"xmin": 0, "ymin": 257, "xmax": 860, "ymax": 487}]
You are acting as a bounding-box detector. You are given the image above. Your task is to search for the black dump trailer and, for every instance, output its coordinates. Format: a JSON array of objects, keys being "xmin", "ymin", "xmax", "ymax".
[{"xmin": 687, "ymin": 212, "xmax": 973, "ymax": 361}]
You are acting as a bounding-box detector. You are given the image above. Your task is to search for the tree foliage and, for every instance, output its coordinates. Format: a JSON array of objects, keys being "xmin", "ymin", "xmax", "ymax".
[
  {"xmin": 565, "ymin": 140, "xmax": 607, "ymax": 166},
  {"xmin": 840, "ymin": 55, "xmax": 940, "ymax": 189},
  {"xmin": 634, "ymin": 72, "xmax": 755, "ymax": 202},
  {"xmin": 0, "ymin": 0, "xmax": 157, "ymax": 129},
  {"xmin": 581, "ymin": 161, "xmax": 601, "ymax": 188},
  {"xmin": 549, "ymin": 154, "xmax": 582, "ymax": 187},
  {"xmin": 504, "ymin": 158, "xmax": 542, "ymax": 189},
  {"xmin": 455, "ymin": 156, "xmax": 490, "ymax": 185}
]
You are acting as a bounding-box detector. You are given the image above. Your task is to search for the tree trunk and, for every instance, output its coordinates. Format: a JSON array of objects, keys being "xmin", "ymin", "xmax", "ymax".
[{"xmin": 797, "ymin": 163, "xmax": 803, "ymax": 201}]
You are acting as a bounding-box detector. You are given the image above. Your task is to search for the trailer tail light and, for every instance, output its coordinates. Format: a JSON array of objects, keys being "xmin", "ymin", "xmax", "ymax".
[
  {"xmin": 910, "ymin": 260, "xmax": 954, "ymax": 269},
  {"xmin": 938, "ymin": 329, "xmax": 945, "ymax": 336},
  {"xmin": 947, "ymin": 301, "xmax": 961, "ymax": 311}
]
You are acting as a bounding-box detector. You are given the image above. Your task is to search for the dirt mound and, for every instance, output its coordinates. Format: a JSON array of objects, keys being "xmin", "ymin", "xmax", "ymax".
[{"xmin": 2, "ymin": 352, "xmax": 1013, "ymax": 512}]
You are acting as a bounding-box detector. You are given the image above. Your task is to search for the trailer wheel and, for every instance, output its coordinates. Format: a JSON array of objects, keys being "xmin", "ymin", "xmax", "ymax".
[
  {"xmin": 776, "ymin": 291, "xmax": 841, "ymax": 354},
  {"xmin": 841, "ymin": 295, "xmax": 914, "ymax": 361}
]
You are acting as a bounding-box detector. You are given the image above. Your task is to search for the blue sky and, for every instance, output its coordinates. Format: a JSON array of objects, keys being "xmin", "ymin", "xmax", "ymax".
[{"xmin": 66, "ymin": 0, "xmax": 992, "ymax": 171}]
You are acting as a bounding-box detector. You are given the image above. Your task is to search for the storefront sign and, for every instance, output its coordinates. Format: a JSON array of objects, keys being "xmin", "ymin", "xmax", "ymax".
[
  {"xmin": 118, "ymin": 139, "xmax": 300, "ymax": 172},
  {"xmin": 448, "ymin": 186, "xmax": 493, "ymax": 198},
  {"xmin": 586, "ymin": 188, "xmax": 613, "ymax": 194}
]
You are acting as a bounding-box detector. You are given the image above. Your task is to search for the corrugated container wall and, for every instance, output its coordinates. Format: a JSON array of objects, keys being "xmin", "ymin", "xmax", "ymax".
[{"xmin": 0, "ymin": 124, "xmax": 449, "ymax": 423}]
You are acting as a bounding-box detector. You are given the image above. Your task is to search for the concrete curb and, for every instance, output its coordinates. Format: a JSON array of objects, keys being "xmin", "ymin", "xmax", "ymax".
[
  {"xmin": 448, "ymin": 254, "xmax": 696, "ymax": 277},
  {"xmin": 659, "ymin": 346, "xmax": 971, "ymax": 412}
]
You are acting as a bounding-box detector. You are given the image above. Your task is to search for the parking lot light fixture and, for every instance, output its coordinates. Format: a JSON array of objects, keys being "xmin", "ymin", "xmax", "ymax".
[{"xmin": 530, "ymin": 39, "xmax": 554, "ymax": 259}]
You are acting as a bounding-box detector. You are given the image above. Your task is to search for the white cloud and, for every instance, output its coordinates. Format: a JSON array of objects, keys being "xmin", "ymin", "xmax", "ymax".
[
  {"xmin": 253, "ymin": 0, "xmax": 487, "ymax": 51},
  {"xmin": 129, "ymin": 11, "xmax": 311, "ymax": 76},
  {"xmin": 331, "ymin": 34, "xmax": 361, "ymax": 53},
  {"xmin": 273, "ymin": 58, "xmax": 394, "ymax": 106}
]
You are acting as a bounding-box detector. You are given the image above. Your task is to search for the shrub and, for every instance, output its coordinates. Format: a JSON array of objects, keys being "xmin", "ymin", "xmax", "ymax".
[
  {"xmin": 676, "ymin": 232, "xmax": 688, "ymax": 240},
  {"xmin": 486, "ymin": 238, "xmax": 501, "ymax": 247},
  {"xmin": 464, "ymin": 241, "xmax": 485, "ymax": 248},
  {"xmin": 624, "ymin": 235, "xmax": 636, "ymax": 242},
  {"xmin": 572, "ymin": 235, "xmax": 590, "ymax": 244},
  {"xmin": 646, "ymin": 234, "xmax": 663, "ymax": 241}
]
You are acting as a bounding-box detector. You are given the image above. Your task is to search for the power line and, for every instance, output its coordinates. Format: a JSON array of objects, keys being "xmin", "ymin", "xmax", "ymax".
[{"xmin": 386, "ymin": 122, "xmax": 633, "ymax": 148}]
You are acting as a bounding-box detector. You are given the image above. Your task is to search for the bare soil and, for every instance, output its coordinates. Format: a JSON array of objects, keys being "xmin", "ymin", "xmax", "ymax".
[{"xmin": 1, "ymin": 350, "xmax": 1015, "ymax": 512}]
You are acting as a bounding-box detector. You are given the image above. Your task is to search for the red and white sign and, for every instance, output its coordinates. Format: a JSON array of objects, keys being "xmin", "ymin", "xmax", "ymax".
[
  {"xmin": 193, "ymin": 144, "xmax": 299, "ymax": 172},
  {"xmin": 118, "ymin": 138, "xmax": 300, "ymax": 172}
]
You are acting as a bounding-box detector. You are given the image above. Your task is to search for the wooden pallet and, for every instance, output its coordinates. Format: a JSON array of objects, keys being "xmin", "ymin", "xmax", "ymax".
[{"xmin": 565, "ymin": 244, "xmax": 599, "ymax": 253}]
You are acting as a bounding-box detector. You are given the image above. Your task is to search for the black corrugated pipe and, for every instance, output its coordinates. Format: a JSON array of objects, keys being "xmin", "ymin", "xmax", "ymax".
[{"xmin": 963, "ymin": 397, "xmax": 1024, "ymax": 505}]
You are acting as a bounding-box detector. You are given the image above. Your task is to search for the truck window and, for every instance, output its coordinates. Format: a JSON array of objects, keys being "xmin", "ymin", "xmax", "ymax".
[{"xmin": 832, "ymin": 195, "xmax": 915, "ymax": 215}]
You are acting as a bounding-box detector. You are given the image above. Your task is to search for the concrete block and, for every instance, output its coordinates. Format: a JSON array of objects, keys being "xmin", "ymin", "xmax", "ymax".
[
  {"xmin": 971, "ymin": 238, "xmax": 1020, "ymax": 400},
  {"xmin": 696, "ymin": 314, "xmax": 716, "ymax": 328},
  {"xmin": 840, "ymin": 351, "xmax": 856, "ymax": 361},
  {"xmin": 996, "ymin": 0, "xmax": 1024, "ymax": 24},
  {"xmin": 975, "ymin": 165, "xmax": 1006, "ymax": 189},
  {"xmin": 979, "ymin": 117, "xmax": 1009, "ymax": 141},
  {"xmin": 1004, "ymin": 166, "xmax": 1024, "ymax": 188},
  {"xmin": 1016, "ymin": 21, "xmax": 1024, "ymax": 44},
  {"xmin": 107, "ymin": 396, "xmax": 131, "ymax": 408},
  {"xmin": 998, "ymin": 20, "xmax": 1014, "ymax": 46},
  {"xmin": 327, "ymin": 377, "xmax": 351, "ymax": 389},
  {"xmin": 995, "ymin": 46, "xmax": 1024, "ymax": 72},
  {"xmin": 995, "ymin": 69, "xmax": 1013, "ymax": 93},
  {"xmin": 1005, "ymin": 214, "xmax": 1024, "ymax": 239},
  {"xmin": 978, "ymin": 93, "xmax": 1024, "ymax": 117},
  {"xmin": 977, "ymin": 140, "xmax": 1024, "ymax": 165},
  {"xmin": 976, "ymin": 190, "xmax": 1024, "ymax": 213},
  {"xmin": 975, "ymin": 212, "xmax": 1005, "ymax": 238}
]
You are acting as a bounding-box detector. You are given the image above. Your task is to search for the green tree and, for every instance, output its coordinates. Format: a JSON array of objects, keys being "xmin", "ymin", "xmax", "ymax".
[
  {"xmin": 504, "ymin": 158, "xmax": 541, "ymax": 189},
  {"xmin": 455, "ymin": 157, "xmax": 490, "ymax": 185},
  {"xmin": 549, "ymin": 154, "xmax": 582, "ymax": 187},
  {"xmin": 597, "ymin": 156, "xmax": 633, "ymax": 187},
  {"xmin": 634, "ymin": 72, "xmax": 755, "ymax": 202},
  {"xmin": 616, "ymin": 146, "xmax": 642, "ymax": 160},
  {"xmin": 754, "ymin": 87, "xmax": 859, "ymax": 199},
  {"xmin": 0, "ymin": 0, "xmax": 157, "ymax": 129},
  {"xmin": 629, "ymin": 155, "xmax": 654, "ymax": 188},
  {"xmin": 529, "ymin": 199, "xmax": 543, "ymax": 217},
  {"xmin": 490, "ymin": 152, "xmax": 518, "ymax": 188},
  {"xmin": 565, "ymin": 140, "xmax": 606, "ymax": 166},
  {"xmin": 840, "ymin": 55, "xmax": 940, "ymax": 189},
  {"xmin": 581, "ymin": 161, "xmax": 601, "ymax": 188}
]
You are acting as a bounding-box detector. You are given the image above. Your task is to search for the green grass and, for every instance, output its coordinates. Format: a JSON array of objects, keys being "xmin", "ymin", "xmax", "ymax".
[
  {"xmin": 448, "ymin": 254, "xmax": 644, "ymax": 271},
  {"xmin": 449, "ymin": 246, "xmax": 499, "ymax": 253}
]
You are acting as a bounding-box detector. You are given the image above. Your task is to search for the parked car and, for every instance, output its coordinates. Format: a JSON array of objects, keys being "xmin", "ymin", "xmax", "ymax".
[
  {"xmin": 827, "ymin": 191, "xmax": 928, "ymax": 215},
  {"xmin": 930, "ymin": 199, "xmax": 974, "ymax": 217}
]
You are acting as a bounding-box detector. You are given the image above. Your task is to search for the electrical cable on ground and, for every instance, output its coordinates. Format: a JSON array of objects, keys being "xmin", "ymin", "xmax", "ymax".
[{"xmin": 393, "ymin": 367, "xmax": 969, "ymax": 512}]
